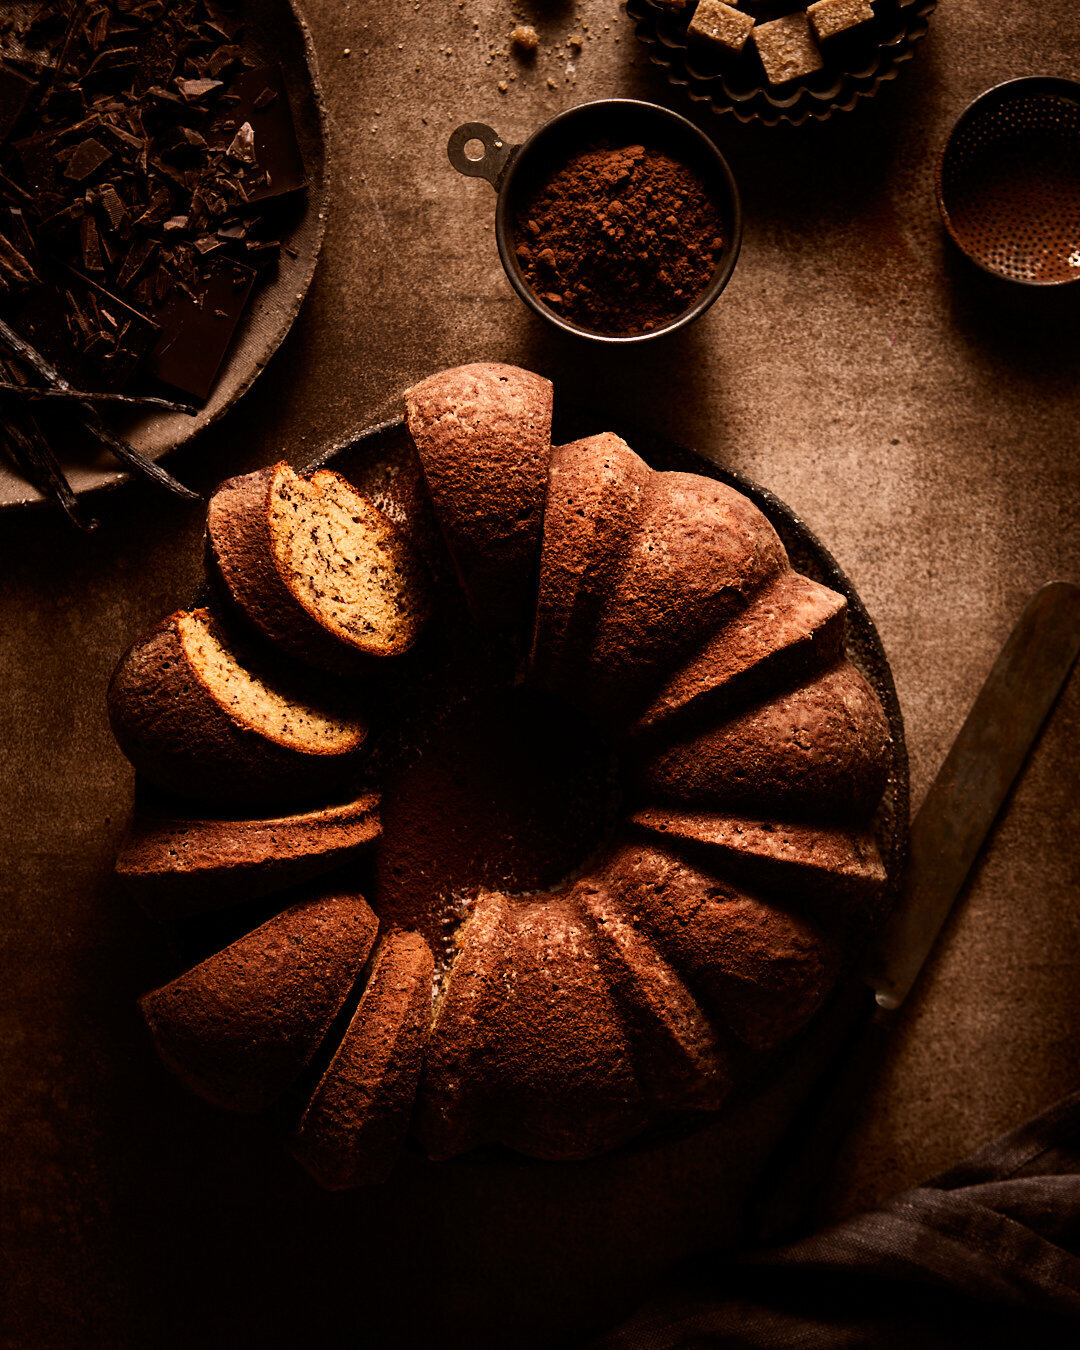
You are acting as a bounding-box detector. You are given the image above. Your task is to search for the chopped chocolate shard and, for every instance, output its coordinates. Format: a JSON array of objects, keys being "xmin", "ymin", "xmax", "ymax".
[
  {"xmin": 64, "ymin": 138, "xmax": 111, "ymax": 182},
  {"xmin": 133, "ymin": 188, "xmax": 171, "ymax": 227},
  {"xmin": 115, "ymin": 236, "xmax": 155, "ymax": 290},
  {"xmin": 174, "ymin": 76, "xmax": 223, "ymax": 102},
  {"xmin": 98, "ymin": 184, "xmax": 128, "ymax": 233},
  {"xmin": 244, "ymin": 236, "xmax": 279, "ymax": 263},
  {"xmin": 146, "ymin": 258, "xmax": 254, "ymax": 399},
  {"xmin": 80, "ymin": 215, "xmax": 104, "ymax": 272},
  {"xmin": 226, "ymin": 121, "xmax": 256, "ymax": 164},
  {"xmin": 207, "ymin": 45, "xmax": 243, "ymax": 79},
  {"xmin": 0, "ymin": 231, "xmax": 37, "ymax": 290}
]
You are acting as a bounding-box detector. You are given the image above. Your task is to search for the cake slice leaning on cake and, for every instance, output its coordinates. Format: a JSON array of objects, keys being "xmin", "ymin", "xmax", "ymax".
[
  {"xmin": 107, "ymin": 607, "xmax": 369, "ymax": 808},
  {"xmin": 206, "ymin": 462, "xmax": 431, "ymax": 675}
]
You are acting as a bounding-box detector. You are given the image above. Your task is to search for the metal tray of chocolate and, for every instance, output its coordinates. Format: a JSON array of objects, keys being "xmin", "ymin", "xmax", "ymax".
[{"xmin": 0, "ymin": 0, "xmax": 328, "ymax": 521}]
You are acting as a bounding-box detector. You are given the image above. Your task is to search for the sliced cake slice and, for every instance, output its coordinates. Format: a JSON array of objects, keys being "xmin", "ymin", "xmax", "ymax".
[
  {"xmin": 107, "ymin": 607, "xmax": 368, "ymax": 808},
  {"xmin": 115, "ymin": 790, "xmax": 381, "ymax": 920},
  {"xmin": 530, "ymin": 432, "xmax": 651, "ymax": 698},
  {"xmin": 405, "ymin": 363, "xmax": 553, "ymax": 627},
  {"xmin": 637, "ymin": 660, "xmax": 890, "ymax": 821},
  {"xmin": 628, "ymin": 571, "xmax": 848, "ymax": 741},
  {"xmin": 207, "ymin": 462, "xmax": 430, "ymax": 674},
  {"xmin": 292, "ymin": 930, "xmax": 434, "ymax": 1189},
  {"xmin": 576, "ymin": 876, "xmax": 735, "ymax": 1112},
  {"xmin": 576, "ymin": 470, "xmax": 788, "ymax": 726},
  {"xmin": 139, "ymin": 887, "xmax": 378, "ymax": 1112},
  {"xmin": 629, "ymin": 808, "xmax": 886, "ymax": 933},
  {"xmin": 601, "ymin": 840, "xmax": 837, "ymax": 1052},
  {"xmin": 414, "ymin": 889, "xmax": 513, "ymax": 1160}
]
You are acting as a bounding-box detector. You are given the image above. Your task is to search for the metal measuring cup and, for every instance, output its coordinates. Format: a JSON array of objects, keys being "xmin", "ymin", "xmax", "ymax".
[{"xmin": 447, "ymin": 98, "xmax": 743, "ymax": 343}]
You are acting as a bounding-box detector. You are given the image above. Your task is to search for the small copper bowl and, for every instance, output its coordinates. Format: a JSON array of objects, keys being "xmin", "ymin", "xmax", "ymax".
[
  {"xmin": 937, "ymin": 77, "xmax": 1080, "ymax": 286},
  {"xmin": 447, "ymin": 98, "xmax": 742, "ymax": 344}
]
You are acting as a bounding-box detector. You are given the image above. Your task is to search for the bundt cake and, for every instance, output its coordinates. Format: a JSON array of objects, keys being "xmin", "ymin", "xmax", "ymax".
[{"xmin": 109, "ymin": 362, "xmax": 899, "ymax": 1188}]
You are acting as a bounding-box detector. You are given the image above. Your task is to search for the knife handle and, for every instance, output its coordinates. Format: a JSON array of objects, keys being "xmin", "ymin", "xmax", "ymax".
[{"xmin": 747, "ymin": 979, "xmax": 891, "ymax": 1246}]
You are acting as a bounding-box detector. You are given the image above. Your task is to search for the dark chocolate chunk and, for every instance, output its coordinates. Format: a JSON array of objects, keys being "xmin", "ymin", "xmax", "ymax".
[
  {"xmin": 145, "ymin": 258, "xmax": 253, "ymax": 399},
  {"xmin": 209, "ymin": 66, "xmax": 305, "ymax": 202},
  {"xmin": 98, "ymin": 184, "xmax": 127, "ymax": 233},
  {"xmin": 174, "ymin": 76, "xmax": 222, "ymax": 102},
  {"xmin": 63, "ymin": 138, "xmax": 111, "ymax": 182}
]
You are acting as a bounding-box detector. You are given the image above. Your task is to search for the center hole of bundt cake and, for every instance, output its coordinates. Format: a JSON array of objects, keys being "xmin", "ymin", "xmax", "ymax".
[{"xmin": 374, "ymin": 686, "xmax": 620, "ymax": 966}]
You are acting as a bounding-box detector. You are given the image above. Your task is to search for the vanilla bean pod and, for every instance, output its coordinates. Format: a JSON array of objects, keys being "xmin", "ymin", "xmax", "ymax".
[
  {"xmin": 0, "ymin": 318, "xmax": 200, "ymax": 501},
  {"xmin": 0, "ymin": 382, "xmax": 197, "ymax": 414},
  {"xmin": 0, "ymin": 406, "xmax": 93, "ymax": 530}
]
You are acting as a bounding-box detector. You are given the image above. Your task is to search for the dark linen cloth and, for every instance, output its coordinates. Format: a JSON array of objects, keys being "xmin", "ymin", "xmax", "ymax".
[{"xmin": 590, "ymin": 1089, "xmax": 1080, "ymax": 1349}]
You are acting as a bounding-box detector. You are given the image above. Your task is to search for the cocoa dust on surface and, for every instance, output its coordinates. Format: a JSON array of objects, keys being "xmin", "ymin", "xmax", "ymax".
[{"xmin": 512, "ymin": 142, "xmax": 725, "ymax": 336}]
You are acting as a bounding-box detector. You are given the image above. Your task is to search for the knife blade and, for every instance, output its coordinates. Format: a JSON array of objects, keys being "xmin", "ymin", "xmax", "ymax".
[
  {"xmin": 866, "ymin": 580, "xmax": 1080, "ymax": 1010},
  {"xmin": 749, "ymin": 581, "xmax": 1080, "ymax": 1244}
]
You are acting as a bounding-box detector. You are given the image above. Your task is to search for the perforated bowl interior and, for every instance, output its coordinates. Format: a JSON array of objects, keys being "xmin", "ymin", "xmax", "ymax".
[{"xmin": 937, "ymin": 77, "xmax": 1080, "ymax": 285}]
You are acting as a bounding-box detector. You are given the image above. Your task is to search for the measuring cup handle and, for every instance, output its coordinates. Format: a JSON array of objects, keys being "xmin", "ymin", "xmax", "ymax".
[{"xmin": 447, "ymin": 122, "xmax": 518, "ymax": 190}]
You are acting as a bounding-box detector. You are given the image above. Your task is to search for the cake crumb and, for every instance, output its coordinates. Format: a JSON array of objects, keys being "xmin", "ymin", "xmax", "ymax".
[{"xmin": 511, "ymin": 23, "xmax": 539, "ymax": 54}]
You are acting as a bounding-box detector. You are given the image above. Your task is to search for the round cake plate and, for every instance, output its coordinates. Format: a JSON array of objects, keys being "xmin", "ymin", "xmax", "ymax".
[{"xmin": 0, "ymin": 0, "xmax": 330, "ymax": 510}]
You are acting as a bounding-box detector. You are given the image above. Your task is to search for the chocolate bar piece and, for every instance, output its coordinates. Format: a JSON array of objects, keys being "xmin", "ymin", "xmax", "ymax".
[
  {"xmin": 209, "ymin": 66, "xmax": 305, "ymax": 204},
  {"xmin": 145, "ymin": 259, "xmax": 254, "ymax": 400}
]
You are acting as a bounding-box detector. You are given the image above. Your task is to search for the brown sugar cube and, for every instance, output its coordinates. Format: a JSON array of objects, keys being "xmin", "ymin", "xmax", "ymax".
[
  {"xmin": 808, "ymin": 0, "xmax": 875, "ymax": 41},
  {"xmin": 752, "ymin": 13, "xmax": 824, "ymax": 85},
  {"xmin": 688, "ymin": 0, "xmax": 756, "ymax": 54}
]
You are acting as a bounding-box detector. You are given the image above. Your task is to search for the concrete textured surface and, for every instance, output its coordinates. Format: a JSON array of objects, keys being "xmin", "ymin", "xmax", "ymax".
[{"xmin": 2, "ymin": 1, "xmax": 1080, "ymax": 1347}]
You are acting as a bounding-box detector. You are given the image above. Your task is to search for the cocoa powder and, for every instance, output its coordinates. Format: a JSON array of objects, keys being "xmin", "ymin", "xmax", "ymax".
[{"xmin": 512, "ymin": 142, "xmax": 725, "ymax": 336}]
